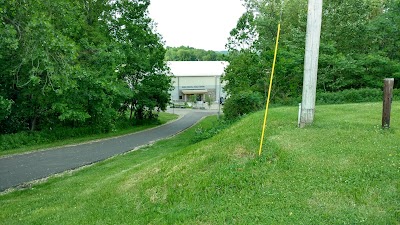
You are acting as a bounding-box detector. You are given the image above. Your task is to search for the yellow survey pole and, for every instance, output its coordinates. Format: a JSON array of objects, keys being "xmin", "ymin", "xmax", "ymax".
[{"xmin": 258, "ymin": 23, "xmax": 281, "ymax": 156}]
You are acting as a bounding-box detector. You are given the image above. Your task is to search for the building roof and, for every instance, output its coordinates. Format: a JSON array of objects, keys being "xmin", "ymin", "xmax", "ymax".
[{"xmin": 167, "ymin": 61, "xmax": 228, "ymax": 77}]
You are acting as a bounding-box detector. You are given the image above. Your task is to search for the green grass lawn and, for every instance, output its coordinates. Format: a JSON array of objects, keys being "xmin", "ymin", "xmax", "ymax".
[
  {"xmin": 0, "ymin": 112, "xmax": 178, "ymax": 157},
  {"xmin": 0, "ymin": 102, "xmax": 399, "ymax": 224}
]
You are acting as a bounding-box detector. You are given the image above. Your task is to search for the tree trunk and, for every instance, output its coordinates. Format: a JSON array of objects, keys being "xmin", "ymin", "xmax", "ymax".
[
  {"xmin": 30, "ymin": 116, "xmax": 37, "ymax": 131},
  {"xmin": 129, "ymin": 98, "xmax": 135, "ymax": 120}
]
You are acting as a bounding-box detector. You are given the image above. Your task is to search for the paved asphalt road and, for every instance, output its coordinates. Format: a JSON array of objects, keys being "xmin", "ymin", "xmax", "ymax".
[{"xmin": 0, "ymin": 109, "xmax": 217, "ymax": 191}]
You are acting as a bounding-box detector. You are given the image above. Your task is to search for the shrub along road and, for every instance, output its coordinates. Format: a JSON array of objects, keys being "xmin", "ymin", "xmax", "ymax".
[{"xmin": 0, "ymin": 109, "xmax": 217, "ymax": 191}]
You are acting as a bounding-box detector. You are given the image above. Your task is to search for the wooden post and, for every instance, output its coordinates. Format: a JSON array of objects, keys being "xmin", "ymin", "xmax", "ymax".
[
  {"xmin": 382, "ymin": 78, "xmax": 394, "ymax": 128},
  {"xmin": 299, "ymin": 0, "xmax": 323, "ymax": 128}
]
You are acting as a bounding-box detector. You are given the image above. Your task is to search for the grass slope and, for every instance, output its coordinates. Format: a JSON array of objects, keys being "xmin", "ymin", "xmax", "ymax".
[{"xmin": 0, "ymin": 102, "xmax": 399, "ymax": 224}]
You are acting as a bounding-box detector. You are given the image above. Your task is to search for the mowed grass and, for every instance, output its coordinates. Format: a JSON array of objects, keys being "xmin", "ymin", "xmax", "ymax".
[{"xmin": 0, "ymin": 102, "xmax": 399, "ymax": 224}]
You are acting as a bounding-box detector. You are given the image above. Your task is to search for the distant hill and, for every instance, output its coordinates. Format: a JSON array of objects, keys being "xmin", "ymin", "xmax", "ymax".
[
  {"xmin": 165, "ymin": 46, "xmax": 227, "ymax": 61},
  {"xmin": 216, "ymin": 50, "xmax": 228, "ymax": 55}
]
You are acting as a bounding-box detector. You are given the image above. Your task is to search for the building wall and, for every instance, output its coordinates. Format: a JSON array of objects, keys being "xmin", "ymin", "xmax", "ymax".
[
  {"xmin": 170, "ymin": 76, "xmax": 226, "ymax": 102},
  {"xmin": 178, "ymin": 76, "xmax": 215, "ymax": 86},
  {"xmin": 167, "ymin": 61, "xmax": 229, "ymax": 103}
]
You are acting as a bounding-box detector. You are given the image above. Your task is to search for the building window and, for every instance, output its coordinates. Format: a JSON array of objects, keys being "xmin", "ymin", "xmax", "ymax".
[{"xmin": 179, "ymin": 95, "xmax": 183, "ymax": 100}]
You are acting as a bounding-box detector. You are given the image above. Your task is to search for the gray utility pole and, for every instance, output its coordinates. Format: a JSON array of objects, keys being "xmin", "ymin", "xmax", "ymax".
[{"xmin": 299, "ymin": 0, "xmax": 323, "ymax": 128}]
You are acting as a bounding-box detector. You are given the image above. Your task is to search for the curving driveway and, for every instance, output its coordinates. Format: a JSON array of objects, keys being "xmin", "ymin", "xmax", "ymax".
[{"xmin": 0, "ymin": 109, "xmax": 218, "ymax": 191}]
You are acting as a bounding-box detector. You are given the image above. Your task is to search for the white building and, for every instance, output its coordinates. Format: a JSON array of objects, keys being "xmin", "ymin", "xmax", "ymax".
[{"xmin": 168, "ymin": 61, "xmax": 228, "ymax": 104}]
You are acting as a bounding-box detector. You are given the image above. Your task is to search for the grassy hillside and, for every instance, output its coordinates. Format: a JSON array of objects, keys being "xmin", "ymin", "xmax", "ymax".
[{"xmin": 0, "ymin": 102, "xmax": 399, "ymax": 224}]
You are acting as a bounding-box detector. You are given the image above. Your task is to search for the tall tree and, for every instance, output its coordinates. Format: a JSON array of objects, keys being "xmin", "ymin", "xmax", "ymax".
[
  {"xmin": 223, "ymin": 0, "xmax": 400, "ymax": 117},
  {"xmin": 110, "ymin": 0, "xmax": 170, "ymax": 121},
  {"xmin": 224, "ymin": 0, "xmax": 306, "ymax": 104}
]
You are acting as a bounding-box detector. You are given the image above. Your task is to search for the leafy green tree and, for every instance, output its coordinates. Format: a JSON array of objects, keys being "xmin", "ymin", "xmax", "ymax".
[
  {"xmin": 224, "ymin": 0, "xmax": 306, "ymax": 107},
  {"xmin": 318, "ymin": 0, "xmax": 400, "ymax": 91},
  {"xmin": 111, "ymin": 0, "xmax": 170, "ymax": 122},
  {"xmin": 223, "ymin": 50, "xmax": 266, "ymax": 96},
  {"xmin": 0, "ymin": 0, "xmax": 79, "ymax": 132},
  {"xmin": 223, "ymin": 91, "xmax": 263, "ymax": 120},
  {"xmin": 0, "ymin": 0, "xmax": 171, "ymax": 134},
  {"xmin": 135, "ymin": 72, "xmax": 172, "ymax": 120}
]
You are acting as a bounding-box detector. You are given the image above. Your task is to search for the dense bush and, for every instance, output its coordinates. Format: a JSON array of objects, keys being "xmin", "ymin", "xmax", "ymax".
[
  {"xmin": 316, "ymin": 88, "xmax": 400, "ymax": 105},
  {"xmin": 266, "ymin": 88, "xmax": 399, "ymax": 106},
  {"xmin": 220, "ymin": 88, "xmax": 399, "ymax": 119},
  {"xmin": 0, "ymin": 117, "xmax": 162, "ymax": 151},
  {"xmin": 223, "ymin": 91, "xmax": 263, "ymax": 120},
  {"xmin": 0, "ymin": 126, "xmax": 102, "ymax": 151}
]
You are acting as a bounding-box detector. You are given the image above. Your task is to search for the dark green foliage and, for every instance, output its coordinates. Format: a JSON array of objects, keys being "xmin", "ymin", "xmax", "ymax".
[
  {"xmin": 0, "ymin": 126, "xmax": 102, "ymax": 151},
  {"xmin": 0, "ymin": 116, "xmax": 166, "ymax": 151},
  {"xmin": 0, "ymin": 0, "xmax": 171, "ymax": 135},
  {"xmin": 0, "ymin": 96, "xmax": 12, "ymax": 122},
  {"xmin": 165, "ymin": 46, "xmax": 226, "ymax": 61},
  {"xmin": 223, "ymin": 91, "xmax": 263, "ymax": 120}
]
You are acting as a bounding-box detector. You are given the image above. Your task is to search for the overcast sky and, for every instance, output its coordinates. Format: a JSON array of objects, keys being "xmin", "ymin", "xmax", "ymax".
[{"xmin": 148, "ymin": 0, "xmax": 246, "ymax": 51}]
